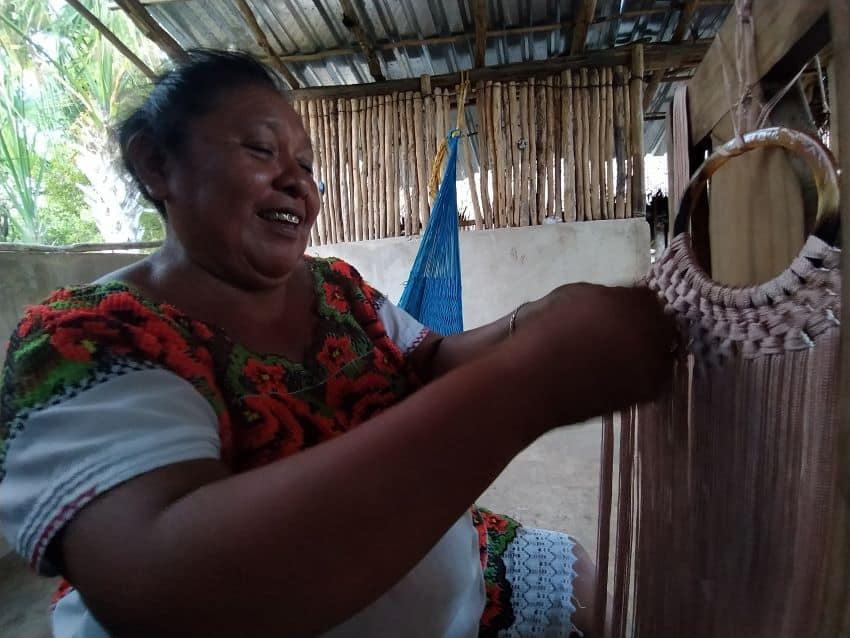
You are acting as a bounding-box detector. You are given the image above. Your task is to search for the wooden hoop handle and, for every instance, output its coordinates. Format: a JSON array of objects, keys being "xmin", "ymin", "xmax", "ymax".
[{"xmin": 673, "ymin": 127, "xmax": 841, "ymax": 245}]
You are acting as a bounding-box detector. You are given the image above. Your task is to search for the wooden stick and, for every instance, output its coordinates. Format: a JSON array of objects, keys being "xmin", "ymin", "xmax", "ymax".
[
  {"xmin": 562, "ymin": 70, "xmax": 577, "ymax": 222},
  {"xmin": 534, "ymin": 82, "xmax": 546, "ymax": 224},
  {"xmin": 614, "ymin": 66, "xmax": 627, "ymax": 219},
  {"xmin": 598, "ymin": 68, "xmax": 608, "ymax": 219},
  {"xmin": 545, "ymin": 79, "xmax": 556, "ymax": 221},
  {"xmin": 553, "ymin": 74, "xmax": 563, "ymax": 221},
  {"xmin": 580, "ymin": 69, "xmax": 593, "ymax": 221},
  {"xmin": 378, "ymin": 96, "xmax": 388, "ymax": 239},
  {"xmin": 318, "ymin": 99, "xmax": 334, "ymax": 243},
  {"xmin": 630, "ymin": 43, "xmax": 645, "ymax": 216},
  {"xmin": 424, "ymin": 91, "xmax": 436, "ymax": 209},
  {"xmin": 478, "ymin": 82, "xmax": 493, "ymax": 228},
  {"xmin": 303, "ymin": 99, "xmax": 316, "ymax": 241},
  {"xmin": 65, "ymin": 0, "xmax": 156, "ymax": 79},
  {"xmin": 589, "ymin": 68, "xmax": 601, "ymax": 221},
  {"xmin": 519, "ymin": 81, "xmax": 531, "ymax": 226},
  {"xmin": 821, "ymin": 2, "xmax": 850, "ymax": 634},
  {"xmin": 405, "ymin": 94, "xmax": 418, "ymax": 235},
  {"xmin": 338, "ymin": 100, "xmax": 360, "ymax": 241},
  {"xmin": 390, "ymin": 94, "xmax": 400, "ymax": 238},
  {"xmin": 397, "ymin": 94, "xmax": 409, "ymax": 236},
  {"xmin": 360, "ymin": 97, "xmax": 371, "ymax": 238},
  {"xmin": 606, "ymin": 68, "xmax": 616, "ymax": 220},
  {"xmin": 573, "ymin": 72, "xmax": 584, "ymax": 221},
  {"xmin": 312, "ymin": 100, "xmax": 328, "ymax": 244},
  {"xmin": 413, "ymin": 93, "xmax": 428, "ymax": 229},
  {"xmin": 506, "ymin": 82, "xmax": 519, "ymax": 226},
  {"xmin": 322, "ymin": 99, "xmax": 340, "ymax": 244},
  {"xmin": 623, "ymin": 69, "xmax": 632, "ymax": 218},
  {"xmin": 337, "ymin": 99, "xmax": 351, "ymax": 241},
  {"xmin": 366, "ymin": 95, "xmax": 380, "ymax": 239},
  {"xmin": 332, "ymin": 100, "xmax": 346, "ymax": 242},
  {"xmin": 490, "ymin": 82, "xmax": 506, "ymax": 228},
  {"xmin": 525, "ymin": 78, "xmax": 536, "ymax": 224},
  {"xmin": 350, "ymin": 98, "xmax": 361, "ymax": 241}
]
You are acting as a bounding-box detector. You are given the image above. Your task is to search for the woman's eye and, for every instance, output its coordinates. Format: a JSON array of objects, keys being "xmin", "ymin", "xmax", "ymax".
[
  {"xmin": 300, "ymin": 163, "xmax": 314, "ymax": 175},
  {"xmin": 246, "ymin": 144, "xmax": 274, "ymax": 156}
]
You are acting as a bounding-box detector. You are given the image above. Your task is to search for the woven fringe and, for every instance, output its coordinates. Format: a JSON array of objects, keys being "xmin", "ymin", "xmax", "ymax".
[{"xmin": 598, "ymin": 233, "xmax": 842, "ymax": 637}]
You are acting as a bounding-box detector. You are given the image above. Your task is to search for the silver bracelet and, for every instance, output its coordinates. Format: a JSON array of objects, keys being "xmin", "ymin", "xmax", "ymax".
[{"xmin": 508, "ymin": 302, "xmax": 530, "ymax": 337}]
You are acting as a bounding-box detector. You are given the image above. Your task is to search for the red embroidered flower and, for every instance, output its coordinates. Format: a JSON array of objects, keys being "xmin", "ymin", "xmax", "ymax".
[
  {"xmin": 482, "ymin": 511, "xmax": 510, "ymax": 535},
  {"xmin": 323, "ymin": 282, "xmax": 350, "ymax": 313},
  {"xmin": 316, "ymin": 335, "xmax": 356, "ymax": 375},
  {"xmin": 244, "ymin": 359, "xmax": 287, "ymax": 394},
  {"xmin": 240, "ymin": 395, "xmax": 305, "ymax": 455},
  {"xmin": 325, "ymin": 371, "xmax": 394, "ymax": 429},
  {"xmin": 330, "ymin": 260, "xmax": 357, "ymax": 280}
]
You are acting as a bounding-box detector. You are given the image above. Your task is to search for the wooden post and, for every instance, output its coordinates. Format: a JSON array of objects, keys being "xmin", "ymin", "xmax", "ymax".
[
  {"xmin": 527, "ymin": 78, "xmax": 539, "ymax": 224},
  {"xmin": 630, "ymin": 43, "xmax": 645, "ymax": 216},
  {"xmin": 535, "ymin": 82, "xmax": 547, "ymax": 224},
  {"xmin": 519, "ymin": 81, "xmax": 531, "ymax": 226},
  {"xmin": 492, "ymin": 82, "xmax": 506, "ymax": 227},
  {"xmin": 562, "ymin": 70, "xmax": 578, "ymax": 222},
  {"xmin": 614, "ymin": 66, "xmax": 628, "ymax": 219},
  {"xmin": 553, "ymin": 75, "xmax": 563, "ymax": 221},
  {"xmin": 477, "ymin": 82, "xmax": 493, "ymax": 228},
  {"xmin": 574, "ymin": 71, "xmax": 586, "ymax": 221},
  {"xmin": 509, "ymin": 82, "xmax": 522, "ymax": 225},
  {"xmin": 545, "ymin": 80, "xmax": 556, "ymax": 221},
  {"xmin": 623, "ymin": 70, "xmax": 632, "ymax": 217},
  {"xmin": 590, "ymin": 68, "xmax": 602, "ymax": 220},
  {"xmin": 820, "ymin": 2, "xmax": 850, "ymax": 635},
  {"xmin": 605, "ymin": 67, "xmax": 616, "ymax": 219},
  {"xmin": 581, "ymin": 69, "xmax": 594, "ymax": 220},
  {"xmin": 413, "ymin": 93, "xmax": 429, "ymax": 228},
  {"xmin": 403, "ymin": 93, "xmax": 416, "ymax": 235}
]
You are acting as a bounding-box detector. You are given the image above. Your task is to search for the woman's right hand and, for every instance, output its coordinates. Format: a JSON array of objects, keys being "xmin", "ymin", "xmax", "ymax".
[{"xmin": 509, "ymin": 283, "xmax": 676, "ymax": 431}]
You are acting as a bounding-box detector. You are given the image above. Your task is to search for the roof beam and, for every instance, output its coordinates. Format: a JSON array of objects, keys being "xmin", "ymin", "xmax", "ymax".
[
  {"xmin": 234, "ymin": 0, "xmax": 300, "ymax": 88},
  {"xmin": 113, "ymin": 0, "xmax": 185, "ymax": 61},
  {"xmin": 473, "ymin": 0, "xmax": 488, "ymax": 68},
  {"xmin": 338, "ymin": 0, "xmax": 384, "ymax": 81},
  {"xmin": 64, "ymin": 0, "xmax": 156, "ymax": 79},
  {"xmin": 570, "ymin": 0, "xmax": 598, "ymax": 55},
  {"xmin": 644, "ymin": 0, "xmax": 701, "ymax": 110},
  {"xmin": 287, "ymin": 41, "xmax": 710, "ymax": 100},
  {"xmin": 689, "ymin": 0, "xmax": 830, "ymax": 144}
]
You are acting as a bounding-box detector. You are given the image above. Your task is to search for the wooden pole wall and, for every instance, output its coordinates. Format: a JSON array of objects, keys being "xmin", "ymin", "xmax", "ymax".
[{"xmin": 293, "ymin": 63, "xmax": 642, "ymax": 245}]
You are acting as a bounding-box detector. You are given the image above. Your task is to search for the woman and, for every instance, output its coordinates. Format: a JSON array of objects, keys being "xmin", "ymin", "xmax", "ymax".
[{"xmin": 0, "ymin": 51, "xmax": 673, "ymax": 638}]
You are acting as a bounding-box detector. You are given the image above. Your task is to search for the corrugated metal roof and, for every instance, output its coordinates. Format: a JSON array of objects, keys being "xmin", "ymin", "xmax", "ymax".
[{"xmin": 140, "ymin": 0, "xmax": 733, "ymax": 153}]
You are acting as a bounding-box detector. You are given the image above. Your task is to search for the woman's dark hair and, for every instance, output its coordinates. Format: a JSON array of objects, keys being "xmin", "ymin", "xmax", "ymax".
[{"xmin": 117, "ymin": 49, "xmax": 283, "ymax": 216}]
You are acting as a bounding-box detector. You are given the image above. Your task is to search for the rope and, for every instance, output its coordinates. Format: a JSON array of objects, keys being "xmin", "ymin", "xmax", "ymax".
[{"xmin": 428, "ymin": 72, "xmax": 469, "ymax": 199}]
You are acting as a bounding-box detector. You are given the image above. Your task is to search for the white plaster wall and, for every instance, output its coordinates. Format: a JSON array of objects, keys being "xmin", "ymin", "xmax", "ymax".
[{"xmin": 309, "ymin": 218, "xmax": 650, "ymax": 328}]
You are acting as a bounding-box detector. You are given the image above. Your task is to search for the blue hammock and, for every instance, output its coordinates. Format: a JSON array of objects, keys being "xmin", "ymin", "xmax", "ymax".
[{"xmin": 398, "ymin": 132, "xmax": 463, "ymax": 335}]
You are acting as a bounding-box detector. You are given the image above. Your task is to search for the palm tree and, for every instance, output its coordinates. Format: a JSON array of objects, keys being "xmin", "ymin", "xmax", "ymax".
[{"xmin": 0, "ymin": 0, "xmax": 162, "ymax": 244}]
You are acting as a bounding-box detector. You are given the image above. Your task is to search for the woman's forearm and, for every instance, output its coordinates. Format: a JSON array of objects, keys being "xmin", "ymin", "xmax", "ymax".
[{"xmin": 64, "ymin": 333, "xmax": 564, "ymax": 638}]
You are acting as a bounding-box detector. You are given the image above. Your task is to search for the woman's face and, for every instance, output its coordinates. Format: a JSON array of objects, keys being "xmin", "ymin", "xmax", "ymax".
[{"xmin": 160, "ymin": 84, "xmax": 320, "ymax": 289}]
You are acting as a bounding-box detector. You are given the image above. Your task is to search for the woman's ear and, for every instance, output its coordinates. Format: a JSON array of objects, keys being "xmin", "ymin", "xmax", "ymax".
[{"xmin": 125, "ymin": 132, "xmax": 169, "ymax": 201}]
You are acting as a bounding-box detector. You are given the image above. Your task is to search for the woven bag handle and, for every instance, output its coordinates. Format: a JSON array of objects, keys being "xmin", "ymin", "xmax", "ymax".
[{"xmin": 673, "ymin": 126, "xmax": 841, "ymax": 246}]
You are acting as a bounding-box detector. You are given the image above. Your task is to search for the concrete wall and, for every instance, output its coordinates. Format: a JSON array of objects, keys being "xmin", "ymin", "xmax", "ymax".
[
  {"xmin": 1, "ymin": 252, "xmax": 141, "ymax": 351},
  {"xmin": 310, "ymin": 218, "xmax": 650, "ymax": 328}
]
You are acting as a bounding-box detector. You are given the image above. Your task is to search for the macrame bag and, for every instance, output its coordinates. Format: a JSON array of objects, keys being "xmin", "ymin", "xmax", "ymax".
[{"xmin": 597, "ymin": 127, "xmax": 843, "ymax": 638}]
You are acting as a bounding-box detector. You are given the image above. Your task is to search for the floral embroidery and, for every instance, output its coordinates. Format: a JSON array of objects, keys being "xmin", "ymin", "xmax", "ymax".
[
  {"xmin": 243, "ymin": 359, "xmax": 288, "ymax": 395},
  {"xmin": 316, "ymin": 334, "xmax": 356, "ymax": 375},
  {"xmin": 322, "ymin": 281, "xmax": 350, "ymax": 314},
  {"xmin": 0, "ymin": 256, "xmax": 520, "ymax": 631}
]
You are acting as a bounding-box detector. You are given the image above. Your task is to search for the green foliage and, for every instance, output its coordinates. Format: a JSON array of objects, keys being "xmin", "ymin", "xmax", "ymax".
[
  {"xmin": 40, "ymin": 146, "xmax": 100, "ymax": 245},
  {"xmin": 0, "ymin": 0, "xmax": 163, "ymax": 245}
]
